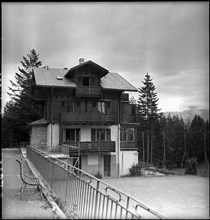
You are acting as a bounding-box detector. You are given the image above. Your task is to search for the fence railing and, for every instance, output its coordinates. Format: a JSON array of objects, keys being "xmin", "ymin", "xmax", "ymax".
[{"xmin": 27, "ymin": 145, "xmax": 165, "ymax": 219}]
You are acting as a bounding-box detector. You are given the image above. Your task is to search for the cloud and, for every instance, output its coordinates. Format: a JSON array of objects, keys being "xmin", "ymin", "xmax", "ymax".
[{"xmin": 2, "ymin": 2, "xmax": 209, "ymax": 113}]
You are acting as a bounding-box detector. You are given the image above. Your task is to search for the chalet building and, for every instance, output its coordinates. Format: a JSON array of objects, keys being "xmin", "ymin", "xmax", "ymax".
[{"xmin": 30, "ymin": 59, "xmax": 138, "ymax": 177}]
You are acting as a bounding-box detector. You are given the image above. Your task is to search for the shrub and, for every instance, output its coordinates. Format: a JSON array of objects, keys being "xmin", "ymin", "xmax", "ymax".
[
  {"xmin": 129, "ymin": 163, "xmax": 142, "ymax": 176},
  {"xmin": 94, "ymin": 172, "xmax": 102, "ymax": 179},
  {"xmin": 185, "ymin": 157, "xmax": 197, "ymax": 175}
]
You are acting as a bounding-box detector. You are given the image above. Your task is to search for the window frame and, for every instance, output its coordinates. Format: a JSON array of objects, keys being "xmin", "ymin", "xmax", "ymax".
[
  {"xmin": 120, "ymin": 128, "xmax": 135, "ymax": 142},
  {"xmin": 91, "ymin": 128, "xmax": 111, "ymax": 142}
]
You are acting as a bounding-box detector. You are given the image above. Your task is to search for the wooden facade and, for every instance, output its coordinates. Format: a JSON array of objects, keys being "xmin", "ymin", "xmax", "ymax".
[{"xmin": 31, "ymin": 60, "xmax": 138, "ymax": 177}]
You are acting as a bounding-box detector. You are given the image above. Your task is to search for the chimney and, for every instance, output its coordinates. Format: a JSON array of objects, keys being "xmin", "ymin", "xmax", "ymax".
[{"xmin": 79, "ymin": 58, "xmax": 85, "ymax": 65}]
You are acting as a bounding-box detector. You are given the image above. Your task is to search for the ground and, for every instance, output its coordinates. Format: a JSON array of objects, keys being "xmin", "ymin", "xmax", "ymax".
[
  {"xmin": 2, "ymin": 148, "xmax": 56, "ymax": 219},
  {"xmin": 104, "ymin": 175, "xmax": 209, "ymax": 219},
  {"xmin": 3, "ymin": 148, "xmax": 209, "ymax": 219}
]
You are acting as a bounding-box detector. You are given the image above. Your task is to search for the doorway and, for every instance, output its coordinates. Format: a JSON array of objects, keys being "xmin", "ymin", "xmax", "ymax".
[{"xmin": 104, "ymin": 155, "xmax": 111, "ymax": 177}]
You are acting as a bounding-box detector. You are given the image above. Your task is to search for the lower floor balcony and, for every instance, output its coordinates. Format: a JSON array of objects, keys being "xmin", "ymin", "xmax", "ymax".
[
  {"xmin": 40, "ymin": 141, "xmax": 116, "ymax": 155},
  {"xmin": 63, "ymin": 141, "xmax": 116, "ymax": 153},
  {"xmin": 120, "ymin": 141, "xmax": 138, "ymax": 151}
]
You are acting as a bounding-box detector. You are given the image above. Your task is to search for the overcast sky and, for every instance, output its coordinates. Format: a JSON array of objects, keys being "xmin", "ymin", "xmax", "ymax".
[{"xmin": 2, "ymin": 2, "xmax": 209, "ymax": 113}]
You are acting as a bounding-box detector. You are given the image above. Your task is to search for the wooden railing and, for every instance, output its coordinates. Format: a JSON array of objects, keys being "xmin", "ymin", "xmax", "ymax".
[
  {"xmin": 61, "ymin": 112, "xmax": 118, "ymax": 124},
  {"xmin": 121, "ymin": 115, "xmax": 136, "ymax": 123},
  {"xmin": 120, "ymin": 142, "xmax": 138, "ymax": 150},
  {"xmin": 62, "ymin": 141, "xmax": 116, "ymax": 153},
  {"xmin": 76, "ymin": 86, "xmax": 102, "ymax": 97}
]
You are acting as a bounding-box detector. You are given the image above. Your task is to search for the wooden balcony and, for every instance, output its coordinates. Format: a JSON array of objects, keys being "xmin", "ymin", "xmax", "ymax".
[
  {"xmin": 76, "ymin": 86, "xmax": 102, "ymax": 97},
  {"xmin": 121, "ymin": 115, "xmax": 136, "ymax": 123},
  {"xmin": 61, "ymin": 112, "xmax": 118, "ymax": 124},
  {"xmin": 62, "ymin": 141, "xmax": 115, "ymax": 153},
  {"xmin": 121, "ymin": 142, "xmax": 138, "ymax": 151}
]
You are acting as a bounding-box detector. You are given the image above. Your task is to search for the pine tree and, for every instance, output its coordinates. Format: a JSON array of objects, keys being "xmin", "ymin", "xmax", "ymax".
[
  {"xmin": 163, "ymin": 114, "xmax": 185, "ymax": 167},
  {"xmin": 137, "ymin": 73, "xmax": 163, "ymax": 166},
  {"xmin": 3, "ymin": 49, "xmax": 42, "ymax": 147},
  {"xmin": 137, "ymin": 73, "xmax": 163, "ymax": 124},
  {"xmin": 188, "ymin": 115, "xmax": 206, "ymax": 162}
]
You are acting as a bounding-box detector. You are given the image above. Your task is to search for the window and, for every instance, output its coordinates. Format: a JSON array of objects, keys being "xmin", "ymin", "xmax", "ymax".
[
  {"xmin": 98, "ymin": 102, "xmax": 105, "ymax": 113},
  {"xmin": 83, "ymin": 76, "xmax": 90, "ymax": 86},
  {"xmin": 120, "ymin": 128, "xmax": 135, "ymax": 142},
  {"xmin": 67, "ymin": 102, "xmax": 74, "ymax": 113},
  {"xmin": 98, "ymin": 101, "xmax": 110, "ymax": 113},
  {"xmin": 106, "ymin": 101, "xmax": 111, "ymax": 113},
  {"xmin": 97, "ymin": 129, "xmax": 105, "ymax": 141},
  {"xmin": 66, "ymin": 129, "xmax": 80, "ymax": 142},
  {"xmin": 78, "ymin": 76, "xmax": 82, "ymax": 83},
  {"xmin": 106, "ymin": 129, "xmax": 111, "ymax": 141},
  {"xmin": 61, "ymin": 101, "xmax": 65, "ymax": 107},
  {"xmin": 91, "ymin": 128, "xmax": 111, "ymax": 142},
  {"xmin": 93, "ymin": 101, "xmax": 96, "ymax": 108}
]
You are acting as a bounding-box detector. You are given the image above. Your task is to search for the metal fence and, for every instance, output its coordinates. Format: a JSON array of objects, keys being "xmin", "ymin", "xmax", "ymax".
[{"xmin": 27, "ymin": 145, "xmax": 165, "ymax": 219}]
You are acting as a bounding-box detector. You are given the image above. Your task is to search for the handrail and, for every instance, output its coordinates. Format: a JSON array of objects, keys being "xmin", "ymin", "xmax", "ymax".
[{"xmin": 27, "ymin": 145, "xmax": 165, "ymax": 219}]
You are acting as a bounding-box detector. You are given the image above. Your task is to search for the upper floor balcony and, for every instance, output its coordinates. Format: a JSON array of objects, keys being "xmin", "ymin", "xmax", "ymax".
[
  {"xmin": 76, "ymin": 86, "xmax": 102, "ymax": 97},
  {"xmin": 61, "ymin": 112, "xmax": 118, "ymax": 124},
  {"xmin": 121, "ymin": 114, "xmax": 136, "ymax": 123}
]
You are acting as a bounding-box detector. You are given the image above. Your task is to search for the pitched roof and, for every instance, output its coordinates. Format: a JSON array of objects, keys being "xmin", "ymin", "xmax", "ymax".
[
  {"xmin": 101, "ymin": 72, "xmax": 137, "ymax": 91},
  {"xmin": 33, "ymin": 67, "xmax": 76, "ymax": 88},
  {"xmin": 33, "ymin": 67, "xmax": 137, "ymax": 91},
  {"xmin": 29, "ymin": 118, "xmax": 48, "ymax": 126}
]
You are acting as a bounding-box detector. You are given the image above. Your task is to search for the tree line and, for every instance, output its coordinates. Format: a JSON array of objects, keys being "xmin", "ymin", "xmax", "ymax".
[
  {"xmin": 2, "ymin": 49, "xmax": 209, "ymax": 169},
  {"xmin": 132, "ymin": 73, "xmax": 209, "ymax": 168},
  {"xmin": 2, "ymin": 49, "xmax": 42, "ymax": 148}
]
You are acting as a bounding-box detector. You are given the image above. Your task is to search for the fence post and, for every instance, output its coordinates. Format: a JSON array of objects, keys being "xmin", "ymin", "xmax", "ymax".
[
  {"xmin": 94, "ymin": 180, "xmax": 100, "ymax": 218},
  {"xmin": 51, "ymin": 159, "xmax": 55, "ymax": 189}
]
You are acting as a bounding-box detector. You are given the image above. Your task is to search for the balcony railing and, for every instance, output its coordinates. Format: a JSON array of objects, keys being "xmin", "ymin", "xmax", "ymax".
[
  {"xmin": 121, "ymin": 115, "xmax": 136, "ymax": 123},
  {"xmin": 63, "ymin": 141, "xmax": 115, "ymax": 153},
  {"xmin": 61, "ymin": 112, "xmax": 118, "ymax": 124},
  {"xmin": 121, "ymin": 142, "xmax": 138, "ymax": 150},
  {"xmin": 76, "ymin": 86, "xmax": 102, "ymax": 97}
]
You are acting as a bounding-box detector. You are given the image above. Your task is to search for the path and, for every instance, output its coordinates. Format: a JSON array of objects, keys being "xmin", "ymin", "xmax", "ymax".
[{"xmin": 2, "ymin": 148, "xmax": 56, "ymax": 219}]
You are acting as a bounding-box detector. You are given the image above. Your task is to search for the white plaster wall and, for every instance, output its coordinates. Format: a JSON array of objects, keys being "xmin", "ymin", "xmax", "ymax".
[
  {"xmin": 110, "ymin": 124, "xmax": 120, "ymax": 176},
  {"xmin": 47, "ymin": 123, "xmax": 60, "ymax": 146},
  {"xmin": 119, "ymin": 150, "xmax": 138, "ymax": 176}
]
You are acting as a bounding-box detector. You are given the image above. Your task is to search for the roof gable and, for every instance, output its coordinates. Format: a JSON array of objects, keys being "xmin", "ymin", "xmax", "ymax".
[{"xmin": 65, "ymin": 60, "xmax": 109, "ymax": 79}]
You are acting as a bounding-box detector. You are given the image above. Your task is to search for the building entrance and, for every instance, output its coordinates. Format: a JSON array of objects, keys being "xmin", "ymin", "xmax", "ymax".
[{"xmin": 104, "ymin": 155, "xmax": 111, "ymax": 177}]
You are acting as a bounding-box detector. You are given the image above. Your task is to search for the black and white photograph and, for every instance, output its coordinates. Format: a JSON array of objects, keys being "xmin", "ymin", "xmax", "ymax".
[{"xmin": 2, "ymin": 2, "xmax": 209, "ymax": 219}]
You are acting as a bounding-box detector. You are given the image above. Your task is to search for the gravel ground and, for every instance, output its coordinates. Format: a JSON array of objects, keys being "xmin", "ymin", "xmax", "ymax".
[
  {"xmin": 2, "ymin": 148, "xmax": 56, "ymax": 219},
  {"xmin": 104, "ymin": 175, "xmax": 209, "ymax": 219}
]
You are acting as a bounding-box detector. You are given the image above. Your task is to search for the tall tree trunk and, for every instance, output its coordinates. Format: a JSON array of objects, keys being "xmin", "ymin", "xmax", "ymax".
[
  {"xmin": 163, "ymin": 131, "xmax": 166, "ymax": 167},
  {"xmin": 142, "ymin": 131, "xmax": 145, "ymax": 163},
  {"xmin": 147, "ymin": 131, "xmax": 149, "ymax": 166},
  {"xmin": 150, "ymin": 129, "xmax": 153, "ymax": 164}
]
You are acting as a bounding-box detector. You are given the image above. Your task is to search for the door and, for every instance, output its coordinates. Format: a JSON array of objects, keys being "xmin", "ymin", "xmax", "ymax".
[{"xmin": 104, "ymin": 155, "xmax": 111, "ymax": 177}]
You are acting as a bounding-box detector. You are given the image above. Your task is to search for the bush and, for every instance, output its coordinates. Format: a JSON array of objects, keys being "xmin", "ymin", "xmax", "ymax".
[
  {"xmin": 185, "ymin": 157, "xmax": 197, "ymax": 175},
  {"xmin": 158, "ymin": 168, "xmax": 174, "ymax": 175},
  {"xmin": 94, "ymin": 172, "xmax": 102, "ymax": 179},
  {"xmin": 129, "ymin": 163, "xmax": 142, "ymax": 176}
]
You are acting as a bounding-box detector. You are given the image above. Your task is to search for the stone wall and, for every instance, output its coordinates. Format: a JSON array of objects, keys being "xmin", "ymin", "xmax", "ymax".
[{"xmin": 30, "ymin": 125, "xmax": 47, "ymax": 146}]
